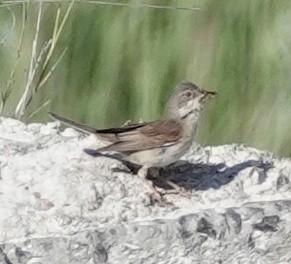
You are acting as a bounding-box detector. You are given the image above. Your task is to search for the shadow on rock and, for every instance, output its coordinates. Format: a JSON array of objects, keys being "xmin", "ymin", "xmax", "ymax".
[
  {"xmin": 151, "ymin": 160, "xmax": 273, "ymax": 191},
  {"xmin": 83, "ymin": 148, "xmax": 273, "ymax": 191}
]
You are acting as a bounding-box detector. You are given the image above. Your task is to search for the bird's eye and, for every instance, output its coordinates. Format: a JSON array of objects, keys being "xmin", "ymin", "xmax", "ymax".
[{"xmin": 185, "ymin": 91, "xmax": 192, "ymax": 97}]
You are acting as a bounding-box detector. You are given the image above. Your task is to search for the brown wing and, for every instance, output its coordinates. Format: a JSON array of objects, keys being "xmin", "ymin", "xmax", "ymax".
[
  {"xmin": 98, "ymin": 119, "xmax": 182, "ymax": 153},
  {"xmin": 49, "ymin": 112, "xmax": 182, "ymax": 153}
]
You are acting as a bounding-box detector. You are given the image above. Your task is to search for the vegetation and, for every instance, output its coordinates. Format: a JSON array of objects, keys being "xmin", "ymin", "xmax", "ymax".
[{"xmin": 1, "ymin": 0, "xmax": 291, "ymax": 156}]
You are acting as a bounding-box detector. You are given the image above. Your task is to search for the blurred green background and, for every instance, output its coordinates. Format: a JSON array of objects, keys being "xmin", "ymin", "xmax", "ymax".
[{"xmin": 1, "ymin": 0, "xmax": 291, "ymax": 156}]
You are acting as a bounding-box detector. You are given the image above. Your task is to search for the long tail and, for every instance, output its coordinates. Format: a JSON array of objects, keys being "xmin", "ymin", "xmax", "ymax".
[{"xmin": 49, "ymin": 112, "xmax": 96, "ymax": 134}]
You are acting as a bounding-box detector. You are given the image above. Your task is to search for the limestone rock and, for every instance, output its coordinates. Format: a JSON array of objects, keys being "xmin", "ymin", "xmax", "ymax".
[{"xmin": 0, "ymin": 117, "xmax": 291, "ymax": 263}]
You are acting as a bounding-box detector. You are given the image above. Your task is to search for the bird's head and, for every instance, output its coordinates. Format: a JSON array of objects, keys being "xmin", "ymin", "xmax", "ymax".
[{"xmin": 165, "ymin": 81, "xmax": 216, "ymax": 120}]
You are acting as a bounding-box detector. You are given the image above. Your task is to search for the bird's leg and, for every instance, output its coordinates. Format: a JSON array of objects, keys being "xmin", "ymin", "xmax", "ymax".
[
  {"xmin": 137, "ymin": 165, "xmax": 165, "ymax": 204},
  {"xmin": 147, "ymin": 167, "xmax": 191, "ymax": 198},
  {"xmin": 155, "ymin": 167, "xmax": 192, "ymax": 198}
]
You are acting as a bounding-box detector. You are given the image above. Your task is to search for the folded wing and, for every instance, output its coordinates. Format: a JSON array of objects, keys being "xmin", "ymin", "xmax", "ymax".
[
  {"xmin": 49, "ymin": 112, "xmax": 182, "ymax": 154},
  {"xmin": 98, "ymin": 119, "xmax": 182, "ymax": 153}
]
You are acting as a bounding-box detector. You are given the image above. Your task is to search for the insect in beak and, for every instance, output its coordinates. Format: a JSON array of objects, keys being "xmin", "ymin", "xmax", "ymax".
[
  {"xmin": 204, "ymin": 90, "xmax": 217, "ymax": 97},
  {"xmin": 199, "ymin": 89, "xmax": 217, "ymax": 101}
]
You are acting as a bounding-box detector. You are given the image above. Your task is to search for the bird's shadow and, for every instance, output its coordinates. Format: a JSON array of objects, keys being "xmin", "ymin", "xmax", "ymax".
[
  {"xmin": 83, "ymin": 148, "xmax": 273, "ymax": 191},
  {"xmin": 150, "ymin": 160, "xmax": 273, "ymax": 191}
]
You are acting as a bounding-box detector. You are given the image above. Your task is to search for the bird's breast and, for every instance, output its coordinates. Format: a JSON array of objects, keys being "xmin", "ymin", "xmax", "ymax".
[{"xmin": 127, "ymin": 140, "xmax": 191, "ymax": 167}]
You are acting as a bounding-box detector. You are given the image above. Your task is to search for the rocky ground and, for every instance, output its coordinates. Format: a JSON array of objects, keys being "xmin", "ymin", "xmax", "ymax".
[{"xmin": 0, "ymin": 117, "xmax": 291, "ymax": 264}]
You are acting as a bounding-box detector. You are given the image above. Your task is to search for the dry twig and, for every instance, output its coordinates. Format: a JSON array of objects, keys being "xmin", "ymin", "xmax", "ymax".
[
  {"xmin": 0, "ymin": 0, "xmax": 200, "ymax": 11},
  {"xmin": 13, "ymin": 1, "xmax": 73, "ymax": 119}
]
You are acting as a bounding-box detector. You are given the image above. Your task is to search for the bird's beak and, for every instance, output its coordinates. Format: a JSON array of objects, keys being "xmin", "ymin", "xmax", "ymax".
[{"xmin": 201, "ymin": 89, "xmax": 217, "ymax": 100}]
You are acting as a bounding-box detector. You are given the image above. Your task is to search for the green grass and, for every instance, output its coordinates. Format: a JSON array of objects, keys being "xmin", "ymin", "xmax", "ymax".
[{"xmin": 1, "ymin": 0, "xmax": 291, "ymax": 156}]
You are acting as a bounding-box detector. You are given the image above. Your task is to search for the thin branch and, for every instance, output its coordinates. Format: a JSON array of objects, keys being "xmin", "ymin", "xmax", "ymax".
[
  {"xmin": 43, "ymin": 0, "xmax": 74, "ymax": 70},
  {"xmin": 30, "ymin": 2, "xmax": 42, "ymax": 72},
  {"xmin": 55, "ymin": 1, "xmax": 74, "ymax": 40},
  {"xmin": 20, "ymin": 40, "xmax": 52, "ymax": 109},
  {"xmin": 0, "ymin": 0, "xmax": 200, "ymax": 11},
  {"xmin": 1, "ymin": 70, "xmax": 15, "ymax": 115},
  {"xmin": 17, "ymin": 2, "xmax": 27, "ymax": 56},
  {"xmin": 0, "ymin": 3, "xmax": 27, "ymax": 115},
  {"xmin": 0, "ymin": 89, "xmax": 12, "ymax": 114},
  {"xmin": 82, "ymin": 1, "xmax": 200, "ymax": 11},
  {"xmin": 0, "ymin": 6, "xmax": 16, "ymax": 47},
  {"xmin": 14, "ymin": 1, "xmax": 43, "ymax": 118},
  {"xmin": 37, "ymin": 47, "xmax": 68, "ymax": 90},
  {"xmin": 0, "ymin": 6, "xmax": 17, "ymax": 114},
  {"xmin": 13, "ymin": 1, "xmax": 72, "ymax": 119},
  {"xmin": 28, "ymin": 100, "xmax": 51, "ymax": 118},
  {"xmin": 24, "ymin": 46, "xmax": 68, "ymax": 110},
  {"xmin": 0, "ymin": 3, "xmax": 18, "ymax": 8}
]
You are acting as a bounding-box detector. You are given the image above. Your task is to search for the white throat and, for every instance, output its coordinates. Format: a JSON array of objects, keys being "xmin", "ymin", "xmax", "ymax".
[{"xmin": 179, "ymin": 101, "xmax": 203, "ymax": 139}]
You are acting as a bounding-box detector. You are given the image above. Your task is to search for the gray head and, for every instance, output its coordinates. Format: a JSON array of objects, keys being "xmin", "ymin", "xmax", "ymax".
[{"xmin": 165, "ymin": 81, "xmax": 216, "ymax": 120}]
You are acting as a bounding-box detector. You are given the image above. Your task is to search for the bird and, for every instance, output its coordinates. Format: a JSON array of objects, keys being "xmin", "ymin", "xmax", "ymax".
[{"xmin": 49, "ymin": 81, "xmax": 216, "ymax": 204}]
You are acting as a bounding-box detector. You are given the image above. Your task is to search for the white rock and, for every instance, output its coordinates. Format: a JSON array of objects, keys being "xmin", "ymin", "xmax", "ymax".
[{"xmin": 0, "ymin": 117, "xmax": 290, "ymax": 263}]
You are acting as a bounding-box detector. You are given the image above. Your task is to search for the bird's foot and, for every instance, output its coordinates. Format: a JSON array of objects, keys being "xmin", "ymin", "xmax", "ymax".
[
  {"xmin": 172, "ymin": 187, "xmax": 192, "ymax": 198},
  {"xmin": 156, "ymin": 186, "xmax": 191, "ymax": 198},
  {"xmin": 142, "ymin": 180, "xmax": 171, "ymax": 206},
  {"xmin": 161, "ymin": 179, "xmax": 192, "ymax": 198},
  {"xmin": 148, "ymin": 189, "xmax": 171, "ymax": 206},
  {"xmin": 179, "ymin": 187, "xmax": 192, "ymax": 198}
]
